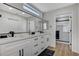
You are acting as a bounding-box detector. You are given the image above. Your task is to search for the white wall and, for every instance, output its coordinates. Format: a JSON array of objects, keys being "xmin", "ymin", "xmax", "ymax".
[
  {"xmin": 0, "ymin": 9, "xmax": 28, "ymax": 33},
  {"xmin": 44, "ymin": 4, "xmax": 79, "ymax": 53},
  {"xmin": 77, "ymin": 4, "xmax": 79, "ymax": 52},
  {"xmin": 44, "ymin": 11, "xmax": 56, "ymax": 47}
]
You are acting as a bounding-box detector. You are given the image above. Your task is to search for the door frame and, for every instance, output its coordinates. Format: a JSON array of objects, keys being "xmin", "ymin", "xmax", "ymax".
[{"xmin": 55, "ymin": 13, "xmax": 72, "ymax": 48}]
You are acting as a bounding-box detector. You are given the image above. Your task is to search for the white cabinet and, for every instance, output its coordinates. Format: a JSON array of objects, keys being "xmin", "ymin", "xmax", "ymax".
[
  {"xmin": 23, "ymin": 39, "xmax": 33, "ymax": 56},
  {"xmin": 38, "ymin": 35, "xmax": 47, "ymax": 53},
  {"xmin": 44, "ymin": 35, "xmax": 50, "ymax": 46},
  {"xmin": 39, "ymin": 34, "xmax": 50, "ymax": 52},
  {"xmin": 0, "ymin": 41, "xmax": 21, "ymax": 56},
  {"xmin": 0, "ymin": 34, "xmax": 50, "ymax": 56},
  {"xmin": 0, "ymin": 45, "xmax": 20, "ymax": 56},
  {"xmin": 0, "ymin": 39, "xmax": 31, "ymax": 56},
  {"xmin": 30, "ymin": 37, "xmax": 40, "ymax": 56}
]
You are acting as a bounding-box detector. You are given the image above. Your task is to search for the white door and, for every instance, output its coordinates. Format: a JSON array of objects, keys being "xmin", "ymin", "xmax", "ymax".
[
  {"xmin": 0, "ymin": 44, "xmax": 20, "ymax": 56},
  {"xmin": 0, "ymin": 40, "xmax": 27, "ymax": 56},
  {"xmin": 23, "ymin": 40, "xmax": 32, "ymax": 56},
  {"xmin": 56, "ymin": 16, "xmax": 72, "ymax": 44}
]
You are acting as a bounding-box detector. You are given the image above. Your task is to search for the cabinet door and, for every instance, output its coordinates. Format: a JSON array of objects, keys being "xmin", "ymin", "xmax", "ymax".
[
  {"xmin": 45, "ymin": 35, "xmax": 50, "ymax": 46},
  {"xmin": 38, "ymin": 36, "xmax": 46, "ymax": 53},
  {"xmin": 0, "ymin": 44, "xmax": 20, "ymax": 56},
  {"xmin": 0, "ymin": 39, "xmax": 27, "ymax": 56},
  {"xmin": 22, "ymin": 40, "xmax": 32, "ymax": 56}
]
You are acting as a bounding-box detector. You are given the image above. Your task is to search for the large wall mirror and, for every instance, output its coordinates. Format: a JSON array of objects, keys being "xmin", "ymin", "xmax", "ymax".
[
  {"xmin": 28, "ymin": 16, "xmax": 43, "ymax": 32},
  {"xmin": 0, "ymin": 3, "xmax": 43, "ymax": 34}
]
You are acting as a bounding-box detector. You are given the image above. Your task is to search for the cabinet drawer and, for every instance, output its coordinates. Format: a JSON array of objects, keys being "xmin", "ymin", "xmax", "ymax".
[
  {"xmin": 33, "ymin": 38, "xmax": 38, "ymax": 41},
  {"xmin": 31, "ymin": 47, "xmax": 39, "ymax": 56},
  {"xmin": 31, "ymin": 37, "xmax": 39, "ymax": 44},
  {"xmin": 34, "ymin": 44, "xmax": 39, "ymax": 47},
  {"xmin": 30, "ymin": 43, "xmax": 40, "ymax": 56}
]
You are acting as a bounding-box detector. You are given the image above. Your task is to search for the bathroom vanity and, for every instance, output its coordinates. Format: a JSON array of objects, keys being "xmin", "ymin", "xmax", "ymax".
[
  {"xmin": 0, "ymin": 33, "xmax": 50, "ymax": 56},
  {"xmin": 0, "ymin": 3, "xmax": 50, "ymax": 56}
]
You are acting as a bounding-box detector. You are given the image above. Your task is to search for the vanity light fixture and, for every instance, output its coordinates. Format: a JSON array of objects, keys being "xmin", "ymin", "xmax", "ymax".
[{"xmin": 23, "ymin": 3, "xmax": 40, "ymax": 16}]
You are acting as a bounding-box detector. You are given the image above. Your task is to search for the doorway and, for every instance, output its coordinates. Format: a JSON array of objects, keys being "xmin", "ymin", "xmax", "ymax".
[{"xmin": 55, "ymin": 14, "xmax": 72, "ymax": 53}]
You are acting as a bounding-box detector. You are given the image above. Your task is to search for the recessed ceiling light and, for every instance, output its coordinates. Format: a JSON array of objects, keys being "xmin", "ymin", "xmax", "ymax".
[
  {"xmin": 9, "ymin": 7, "xmax": 13, "ymax": 10},
  {"xmin": 22, "ymin": 12, "xmax": 25, "ymax": 14}
]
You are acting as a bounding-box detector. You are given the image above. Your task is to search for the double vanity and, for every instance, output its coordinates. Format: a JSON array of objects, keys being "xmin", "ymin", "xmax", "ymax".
[
  {"xmin": 0, "ymin": 3, "xmax": 50, "ymax": 56},
  {"xmin": 0, "ymin": 32, "xmax": 50, "ymax": 56}
]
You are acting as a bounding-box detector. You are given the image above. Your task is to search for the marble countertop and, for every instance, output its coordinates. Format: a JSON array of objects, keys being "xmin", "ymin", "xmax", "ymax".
[{"xmin": 0, "ymin": 32, "xmax": 49, "ymax": 45}]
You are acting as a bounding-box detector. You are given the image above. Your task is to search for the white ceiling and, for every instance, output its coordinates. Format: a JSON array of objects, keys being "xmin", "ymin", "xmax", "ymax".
[
  {"xmin": 0, "ymin": 3, "xmax": 75, "ymax": 18},
  {"xmin": 32, "ymin": 3, "xmax": 74, "ymax": 12},
  {"xmin": 0, "ymin": 4, "xmax": 31, "ymax": 18}
]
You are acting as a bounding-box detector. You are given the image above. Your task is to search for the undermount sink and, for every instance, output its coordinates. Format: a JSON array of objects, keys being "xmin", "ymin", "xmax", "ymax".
[{"xmin": 30, "ymin": 32, "xmax": 35, "ymax": 35}]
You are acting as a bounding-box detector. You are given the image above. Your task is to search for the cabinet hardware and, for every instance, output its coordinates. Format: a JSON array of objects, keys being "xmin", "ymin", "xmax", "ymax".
[
  {"xmin": 19, "ymin": 50, "xmax": 21, "ymax": 56},
  {"xmin": 47, "ymin": 38, "xmax": 49, "ymax": 41},
  {"xmin": 41, "ymin": 47, "xmax": 44, "ymax": 50},
  {"xmin": 34, "ymin": 38, "xmax": 38, "ymax": 41},
  {"xmin": 34, "ymin": 44, "xmax": 38, "ymax": 47},
  {"xmin": 22, "ymin": 49, "xmax": 24, "ymax": 56}
]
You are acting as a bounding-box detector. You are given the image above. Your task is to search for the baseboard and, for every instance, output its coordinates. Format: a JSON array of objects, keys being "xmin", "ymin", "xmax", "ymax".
[
  {"xmin": 56, "ymin": 39, "xmax": 69, "ymax": 43},
  {"xmin": 72, "ymin": 51, "xmax": 79, "ymax": 56},
  {"xmin": 56, "ymin": 41, "xmax": 70, "ymax": 45}
]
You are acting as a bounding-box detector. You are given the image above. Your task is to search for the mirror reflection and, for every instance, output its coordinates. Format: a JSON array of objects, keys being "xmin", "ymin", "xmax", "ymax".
[{"xmin": 0, "ymin": 3, "xmax": 46, "ymax": 35}]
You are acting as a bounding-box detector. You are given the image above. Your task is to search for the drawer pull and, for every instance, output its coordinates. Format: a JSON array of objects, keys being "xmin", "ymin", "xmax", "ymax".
[
  {"xmin": 34, "ymin": 44, "xmax": 38, "ymax": 47},
  {"xmin": 34, "ymin": 38, "xmax": 38, "ymax": 41},
  {"xmin": 47, "ymin": 38, "xmax": 49, "ymax": 41},
  {"xmin": 19, "ymin": 50, "xmax": 21, "ymax": 56},
  {"xmin": 22, "ymin": 49, "xmax": 24, "ymax": 56},
  {"xmin": 34, "ymin": 51, "xmax": 38, "ymax": 55},
  {"xmin": 41, "ymin": 47, "xmax": 44, "ymax": 50}
]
